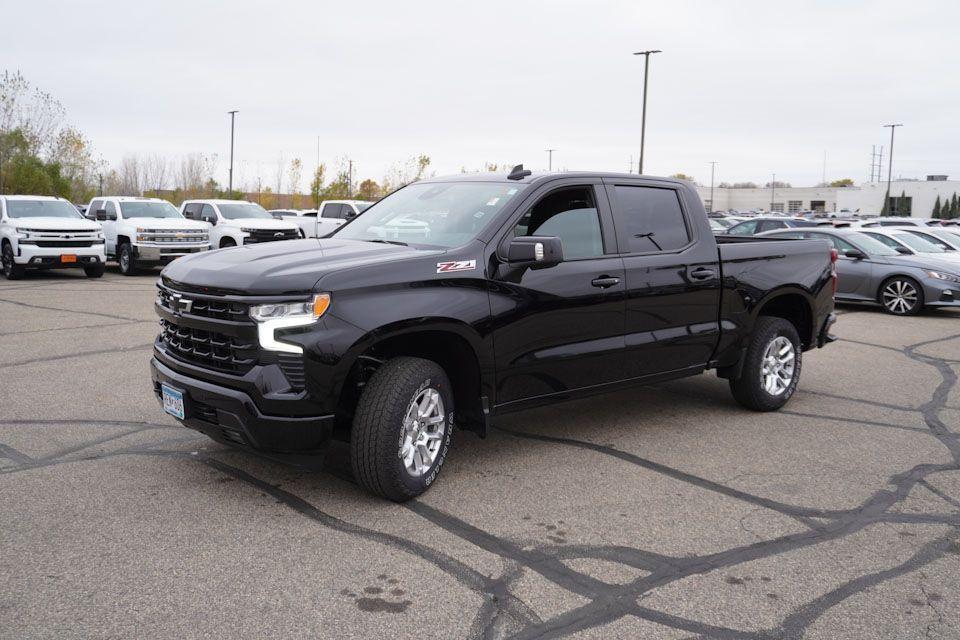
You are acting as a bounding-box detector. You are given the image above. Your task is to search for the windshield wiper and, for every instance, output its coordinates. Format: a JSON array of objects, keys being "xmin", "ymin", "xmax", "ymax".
[
  {"xmin": 366, "ymin": 239, "xmax": 409, "ymax": 246},
  {"xmin": 635, "ymin": 232, "xmax": 662, "ymax": 251}
]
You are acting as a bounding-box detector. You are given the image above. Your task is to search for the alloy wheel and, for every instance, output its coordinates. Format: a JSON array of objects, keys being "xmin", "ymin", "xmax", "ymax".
[
  {"xmin": 760, "ymin": 336, "xmax": 796, "ymax": 396},
  {"xmin": 881, "ymin": 279, "xmax": 918, "ymax": 315},
  {"xmin": 399, "ymin": 387, "xmax": 446, "ymax": 477}
]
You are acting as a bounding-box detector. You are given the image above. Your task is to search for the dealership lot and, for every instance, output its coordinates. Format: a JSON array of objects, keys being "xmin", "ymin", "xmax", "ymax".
[{"xmin": 2, "ymin": 270, "xmax": 959, "ymax": 639}]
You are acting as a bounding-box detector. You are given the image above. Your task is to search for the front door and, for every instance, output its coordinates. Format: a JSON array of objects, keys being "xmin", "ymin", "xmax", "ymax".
[
  {"xmin": 490, "ymin": 181, "xmax": 626, "ymax": 407},
  {"xmin": 807, "ymin": 231, "xmax": 874, "ymax": 300},
  {"xmin": 604, "ymin": 179, "xmax": 722, "ymax": 379},
  {"xmin": 102, "ymin": 200, "xmax": 119, "ymax": 255}
]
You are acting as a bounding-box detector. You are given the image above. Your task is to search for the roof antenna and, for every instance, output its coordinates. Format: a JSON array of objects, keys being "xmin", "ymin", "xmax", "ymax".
[{"xmin": 507, "ymin": 164, "xmax": 532, "ymax": 180}]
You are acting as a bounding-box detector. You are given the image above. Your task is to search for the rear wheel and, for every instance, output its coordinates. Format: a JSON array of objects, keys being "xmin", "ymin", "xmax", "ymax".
[
  {"xmin": 84, "ymin": 262, "xmax": 105, "ymax": 278},
  {"xmin": 350, "ymin": 357, "xmax": 454, "ymax": 502},
  {"xmin": 879, "ymin": 276, "xmax": 923, "ymax": 316},
  {"xmin": 118, "ymin": 243, "xmax": 137, "ymax": 276},
  {"xmin": 729, "ymin": 316, "xmax": 802, "ymax": 411},
  {"xmin": 2, "ymin": 242, "xmax": 26, "ymax": 280}
]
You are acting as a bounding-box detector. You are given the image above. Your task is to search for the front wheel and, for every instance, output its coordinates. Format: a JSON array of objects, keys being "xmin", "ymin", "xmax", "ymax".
[
  {"xmin": 879, "ymin": 276, "xmax": 923, "ymax": 316},
  {"xmin": 118, "ymin": 243, "xmax": 137, "ymax": 276},
  {"xmin": 729, "ymin": 316, "xmax": 802, "ymax": 412},
  {"xmin": 2, "ymin": 243, "xmax": 26, "ymax": 280},
  {"xmin": 350, "ymin": 357, "xmax": 454, "ymax": 502},
  {"xmin": 84, "ymin": 262, "xmax": 105, "ymax": 278}
]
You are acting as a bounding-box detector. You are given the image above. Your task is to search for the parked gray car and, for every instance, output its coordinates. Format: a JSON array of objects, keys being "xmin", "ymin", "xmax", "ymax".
[{"xmin": 760, "ymin": 227, "xmax": 960, "ymax": 315}]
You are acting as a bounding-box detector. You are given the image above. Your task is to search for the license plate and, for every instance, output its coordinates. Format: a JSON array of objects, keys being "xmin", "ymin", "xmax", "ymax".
[
  {"xmin": 161, "ymin": 384, "xmax": 185, "ymax": 420},
  {"xmin": 61, "ymin": 254, "xmax": 77, "ymax": 263}
]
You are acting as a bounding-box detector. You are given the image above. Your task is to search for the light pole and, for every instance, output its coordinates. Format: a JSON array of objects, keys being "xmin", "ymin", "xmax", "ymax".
[
  {"xmin": 633, "ymin": 49, "xmax": 661, "ymax": 175},
  {"xmin": 770, "ymin": 173, "xmax": 776, "ymax": 212},
  {"xmin": 709, "ymin": 161, "xmax": 718, "ymax": 213},
  {"xmin": 227, "ymin": 110, "xmax": 238, "ymax": 194},
  {"xmin": 545, "ymin": 149, "xmax": 556, "ymax": 171},
  {"xmin": 883, "ymin": 123, "xmax": 902, "ymax": 215}
]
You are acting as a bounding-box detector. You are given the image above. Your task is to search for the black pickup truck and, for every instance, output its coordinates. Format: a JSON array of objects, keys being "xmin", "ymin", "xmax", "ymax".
[{"xmin": 151, "ymin": 168, "xmax": 837, "ymax": 501}]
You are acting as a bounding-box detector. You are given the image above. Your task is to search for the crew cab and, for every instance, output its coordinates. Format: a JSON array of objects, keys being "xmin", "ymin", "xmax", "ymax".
[
  {"xmin": 151, "ymin": 169, "xmax": 836, "ymax": 501},
  {"xmin": 87, "ymin": 196, "xmax": 210, "ymax": 275},
  {"xmin": 280, "ymin": 200, "xmax": 374, "ymax": 238},
  {"xmin": 1, "ymin": 195, "xmax": 106, "ymax": 279},
  {"xmin": 180, "ymin": 199, "xmax": 300, "ymax": 248}
]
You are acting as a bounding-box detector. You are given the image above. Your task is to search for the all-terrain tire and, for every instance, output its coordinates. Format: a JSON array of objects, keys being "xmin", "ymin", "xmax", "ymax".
[
  {"xmin": 729, "ymin": 316, "xmax": 802, "ymax": 412},
  {"xmin": 350, "ymin": 357, "xmax": 454, "ymax": 502}
]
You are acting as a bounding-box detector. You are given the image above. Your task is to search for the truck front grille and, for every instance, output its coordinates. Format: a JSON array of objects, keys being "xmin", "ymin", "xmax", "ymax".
[
  {"xmin": 156, "ymin": 287, "xmax": 248, "ymax": 321},
  {"xmin": 243, "ymin": 229, "xmax": 299, "ymax": 244},
  {"xmin": 159, "ymin": 319, "xmax": 256, "ymax": 375}
]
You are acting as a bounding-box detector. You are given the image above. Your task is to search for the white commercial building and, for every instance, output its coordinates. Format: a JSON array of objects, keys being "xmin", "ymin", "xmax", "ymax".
[{"xmin": 696, "ymin": 176, "xmax": 960, "ymax": 217}]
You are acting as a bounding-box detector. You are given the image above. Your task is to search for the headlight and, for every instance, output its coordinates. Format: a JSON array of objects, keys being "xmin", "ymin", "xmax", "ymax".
[
  {"xmin": 14, "ymin": 227, "xmax": 33, "ymax": 237},
  {"xmin": 240, "ymin": 227, "xmax": 257, "ymax": 234},
  {"xmin": 248, "ymin": 293, "xmax": 331, "ymax": 354},
  {"xmin": 924, "ymin": 270, "xmax": 960, "ymax": 284}
]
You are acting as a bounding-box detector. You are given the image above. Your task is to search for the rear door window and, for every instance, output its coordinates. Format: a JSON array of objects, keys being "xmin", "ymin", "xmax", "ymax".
[
  {"xmin": 609, "ymin": 185, "xmax": 690, "ymax": 252},
  {"xmin": 321, "ymin": 203, "xmax": 344, "ymax": 219}
]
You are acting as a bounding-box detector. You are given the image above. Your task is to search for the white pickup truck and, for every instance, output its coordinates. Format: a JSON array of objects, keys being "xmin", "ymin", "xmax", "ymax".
[
  {"xmin": 280, "ymin": 200, "xmax": 373, "ymax": 238},
  {"xmin": 181, "ymin": 199, "xmax": 300, "ymax": 248},
  {"xmin": 87, "ymin": 197, "xmax": 210, "ymax": 275},
  {"xmin": 1, "ymin": 195, "xmax": 106, "ymax": 279}
]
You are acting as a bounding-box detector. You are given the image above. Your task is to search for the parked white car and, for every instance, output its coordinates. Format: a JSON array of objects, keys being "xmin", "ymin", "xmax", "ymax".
[
  {"xmin": 180, "ymin": 200, "xmax": 300, "ymax": 248},
  {"xmin": 280, "ymin": 200, "xmax": 374, "ymax": 238},
  {"xmin": 86, "ymin": 197, "xmax": 210, "ymax": 275},
  {"xmin": 1, "ymin": 195, "xmax": 106, "ymax": 279}
]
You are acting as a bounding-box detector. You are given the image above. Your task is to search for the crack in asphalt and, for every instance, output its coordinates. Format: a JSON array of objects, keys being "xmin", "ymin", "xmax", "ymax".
[{"xmin": 2, "ymin": 323, "xmax": 959, "ymax": 638}]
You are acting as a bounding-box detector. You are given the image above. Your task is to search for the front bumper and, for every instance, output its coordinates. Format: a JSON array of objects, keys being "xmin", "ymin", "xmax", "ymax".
[
  {"xmin": 151, "ymin": 356, "xmax": 335, "ymax": 453},
  {"xmin": 15, "ymin": 243, "xmax": 105, "ymax": 267},
  {"xmin": 134, "ymin": 244, "xmax": 209, "ymax": 264},
  {"xmin": 921, "ymin": 280, "xmax": 960, "ymax": 307}
]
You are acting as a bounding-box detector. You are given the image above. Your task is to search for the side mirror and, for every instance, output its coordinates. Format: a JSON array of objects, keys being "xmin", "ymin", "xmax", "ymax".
[
  {"xmin": 843, "ymin": 249, "xmax": 866, "ymax": 260},
  {"xmin": 507, "ymin": 236, "xmax": 563, "ymax": 266},
  {"xmin": 95, "ymin": 209, "xmax": 107, "ymax": 221},
  {"xmin": 344, "ymin": 211, "xmax": 357, "ymax": 220},
  {"xmin": 201, "ymin": 215, "xmax": 217, "ymax": 226}
]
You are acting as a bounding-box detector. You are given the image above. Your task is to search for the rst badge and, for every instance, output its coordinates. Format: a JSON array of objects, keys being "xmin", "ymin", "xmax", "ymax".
[{"xmin": 436, "ymin": 259, "xmax": 476, "ymax": 274}]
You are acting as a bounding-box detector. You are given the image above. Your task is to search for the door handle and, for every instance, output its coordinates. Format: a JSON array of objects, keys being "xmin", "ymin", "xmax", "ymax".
[
  {"xmin": 591, "ymin": 276, "xmax": 620, "ymax": 288},
  {"xmin": 689, "ymin": 267, "xmax": 716, "ymax": 280}
]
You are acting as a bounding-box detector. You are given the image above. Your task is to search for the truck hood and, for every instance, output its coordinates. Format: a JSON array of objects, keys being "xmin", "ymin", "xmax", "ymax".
[
  {"xmin": 123, "ymin": 217, "xmax": 207, "ymax": 230},
  {"xmin": 220, "ymin": 218, "xmax": 298, "ymax": 231},
  {"xmin": 161, "ymin": 238, "xmax": 438, "ymax": 295},
  {"xmin": 11, "ymin": 217, "xmax": 101, "ymax": 231}
]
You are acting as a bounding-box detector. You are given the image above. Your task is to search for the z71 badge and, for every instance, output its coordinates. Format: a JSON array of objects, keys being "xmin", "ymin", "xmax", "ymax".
[{"xmin": 436, "ymin": 260, "xmax": 476, "ymax": 274}]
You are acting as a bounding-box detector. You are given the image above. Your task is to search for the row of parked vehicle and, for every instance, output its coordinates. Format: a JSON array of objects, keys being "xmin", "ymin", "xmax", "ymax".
[
  {"xmin": 711, "ymin": 212, "xmax": 960, "ymax": 315},
  {"xmin": 0, "ymin": 194, "xmax": 373, "ymax": 279}
]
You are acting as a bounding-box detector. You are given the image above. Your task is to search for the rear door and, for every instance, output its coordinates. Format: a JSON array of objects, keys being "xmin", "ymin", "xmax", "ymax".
[
  {"xmin": 604, "ymin": 179, "xmax": 722, "ymax": 379},
  {"xmin": 806, "ymin": 231, "xmax": 874, "ymax": 299},
  {"xmin": 490, "ymin": 179, "xmax": 626, "ymax": 407}
]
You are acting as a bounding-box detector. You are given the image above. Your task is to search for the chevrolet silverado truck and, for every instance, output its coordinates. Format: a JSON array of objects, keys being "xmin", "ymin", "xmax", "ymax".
[
  {"xmin": 1, "ymin": 195, "xmax": 106, "ymax": 279},
  {"xmin": 180, "ymin": 199, "xmax": 300, "ymax": 248},
  {"xmin": 88, "ymin": 196, "xmax": 210, "ymax": 275},
  {"xmin": 151, "ymin": 168, "xmax": 837, "ymax": 501}
]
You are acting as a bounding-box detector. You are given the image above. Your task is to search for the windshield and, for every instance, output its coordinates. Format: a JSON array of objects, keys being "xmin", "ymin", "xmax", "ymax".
[
  {"xmin": 217, "ymin": 202, "xmax": 273, "ymax": 220},
  {"xmin": 120, "ymin": 201, "xmax": 183, "ymax": 219},
  {"xmin": 915, "ymin": 229, "xmax": 960, "ymax": 248},
  {"xmin": 332, "ymin": 182, "xmax": 521, "ymax": 247},
  {"xmin": 846, "ymin": 232, "xmax": 900, "ymax": 256},
  {"xmin": 6, "ymin": 199, "xmax": 83, "ymax": 219},
  {"xmin": 891, "ymin": 232, "xmax": 945, "ymax": 253}
]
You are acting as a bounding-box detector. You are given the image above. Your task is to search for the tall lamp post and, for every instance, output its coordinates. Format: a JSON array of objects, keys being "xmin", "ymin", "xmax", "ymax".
[
  {"xmin": 633, "ymin": 49, "xmax": 661, "ymax": 175},
  {"xmin": 709, "ymin": 161, "xmax": 718, "ymax": 213},
  {"xmin": 227, "ymin": 110, "xmax": 238, "ymax": 194},
  {"xmin": 883, "ymin": 123, "xmax": 902, "ymax": 215},
  {"xmin": 545, "ymin": 148, "xmax": 556, "ymax": 171}
]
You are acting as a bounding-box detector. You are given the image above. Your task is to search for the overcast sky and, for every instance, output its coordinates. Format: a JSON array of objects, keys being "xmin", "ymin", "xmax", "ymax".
[{"xmin": 4, "ymin": 0, "xmax": 958, "ymax": 190}]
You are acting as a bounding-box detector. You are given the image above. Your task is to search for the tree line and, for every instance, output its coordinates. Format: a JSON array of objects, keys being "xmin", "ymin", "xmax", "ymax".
[
  {"xmin": 0, "ymin": 70, "xmax": 436, "ymax": 207},
  {"xmin": 932, "ymin": 193, "xmax": 959, "ymax": 219}
]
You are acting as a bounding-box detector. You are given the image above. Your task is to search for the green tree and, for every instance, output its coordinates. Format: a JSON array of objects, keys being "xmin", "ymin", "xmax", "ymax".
[
  {"xmin": 880, "ymin": 190, "xmax": 890, "ymax": 216},
  {"xmin": 670, "ymin": 172, "xmax": 695, "ymax": 182},
  {"xmin": 357, "ymin": 179, "xmax": 380, "ymax": 201},
  {"xmin": 309, "ymin": 164, "xmax": 326, "ymax": 207},
  {"xmin": 932, "ymin": 195, "xmax": 942, "ymax": 218},
  {"xmin": 829, "ymin": 178, "xmax": 854, "ymax": 187},
  {"xmin": 952, "ymin": 193, "xmax": 959, "ymax": 219}
]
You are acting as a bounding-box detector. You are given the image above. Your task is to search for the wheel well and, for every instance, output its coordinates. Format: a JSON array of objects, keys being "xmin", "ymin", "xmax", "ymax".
[
  {"xmin": 220, "ymin": 237, "xmax": 236, "ymax": 248},
  {"xmin": 337, "ymin": 330, "xmax": 484, "ymax": 438},
  {"xmin": 118, "ymin": 235, "xmax": 131, "ymax": 247},
  {"xmin": 757, "ymin": 293, "xmax": 812, "ymax": 348}
]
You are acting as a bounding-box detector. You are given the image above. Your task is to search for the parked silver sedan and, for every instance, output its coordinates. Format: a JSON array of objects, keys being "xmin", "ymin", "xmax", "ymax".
[{"xmin": 759, "ymin": 227, "xmax": 960, "ymax": 315}]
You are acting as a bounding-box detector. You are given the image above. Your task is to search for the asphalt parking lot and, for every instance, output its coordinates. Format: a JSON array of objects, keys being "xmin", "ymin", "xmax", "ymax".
[{"xmin": 2, "ymin": 269, "xmax": 959, "ymax": 639}]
